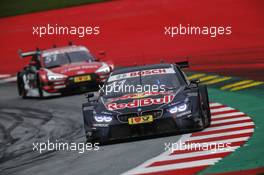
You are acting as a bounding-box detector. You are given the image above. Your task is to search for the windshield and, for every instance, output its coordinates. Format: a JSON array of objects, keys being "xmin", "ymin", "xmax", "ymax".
[
  {"xmin": 103, "ymin": 68, "xmax": 182, "ymax": 96},
  {"xmin": 43, "ymin": 51, "xmax": 94, "ymax": 68}
]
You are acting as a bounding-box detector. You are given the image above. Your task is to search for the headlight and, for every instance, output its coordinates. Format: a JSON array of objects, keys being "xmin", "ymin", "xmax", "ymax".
[
  {"xmin": 168, "ymin": 103, "xmax": 187, "ymax": 114},
  {"xmin": 94, "ymin": 114, "xmax": 112, "ymax": 122},
  {"xmin": 178, "ymin": 104, "xmax": 187, "ymax": 112},
  {"xmin": 95, "ymin": 63, "xmax": 110, "ymax": 73},
  {"xmin": 47, "ymin": 71, "xmax": 67, "ymax": 81},
  {"xmin": 169, "ymin": 106, "xmax": 178, "ymax": 114}
]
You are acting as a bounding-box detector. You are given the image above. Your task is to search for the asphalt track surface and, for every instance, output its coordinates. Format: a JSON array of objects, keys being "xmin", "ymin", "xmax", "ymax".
[{"xmin": 0, "ymin": 83, "xmax": 182, "ymax": 175}]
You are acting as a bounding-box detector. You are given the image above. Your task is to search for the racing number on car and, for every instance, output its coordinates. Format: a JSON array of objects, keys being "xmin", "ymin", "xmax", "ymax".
[{"xmin": 128, "ymin": 115, "xmax": 153, "ymax": 125}]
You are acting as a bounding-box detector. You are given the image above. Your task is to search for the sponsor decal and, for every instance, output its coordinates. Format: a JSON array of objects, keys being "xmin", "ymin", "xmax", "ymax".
[
  {"xmin": 176, "ymin": 110, "xmax": 191, "ymax": 117},
  {"xmin": 130, "ymin": 69, "xmax": 167, "ymax": 77},
  {"xmin": 106, "ymin": 95, "xmax": 175, "ymax": 110},
  {"xmin": 92, "ymin": 123, "xmax": 109, "ymax": 127},
  {"xmin": 77, "ymin": 71, "xmax": 85, "ymax": 75},
  {"xmin": 108, "ymin": 68, "xmax": 175, "ymax": 82},
  {"xmin": 61, "ymin": 65, "xmax": 99, "ymax": 73},
  {"xmin": 128, "ymin": 115, "xmax": 153, "ymax": 125}
]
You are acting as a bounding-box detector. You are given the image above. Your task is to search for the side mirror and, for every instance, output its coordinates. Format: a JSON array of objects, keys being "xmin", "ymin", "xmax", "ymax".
[
  {"xmin": 190, "ymin": 78, "xmax": 200, "ymax": 84},
  {"xmin": 86, "ymin": 93, "xmax": 94, "ymax": 99},
  {"xmin": 86, "ymin": 93, "xmax": 94, "ymax": 102},
  {"xmin": 86, "ymin": 92, "xmax": 99, "ymax": 102}
]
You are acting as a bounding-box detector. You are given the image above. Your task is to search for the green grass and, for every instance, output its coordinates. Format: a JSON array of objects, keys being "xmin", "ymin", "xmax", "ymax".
[{"xmin": 0, "ymin": 0, "xmax": 106, "ymax": 18}]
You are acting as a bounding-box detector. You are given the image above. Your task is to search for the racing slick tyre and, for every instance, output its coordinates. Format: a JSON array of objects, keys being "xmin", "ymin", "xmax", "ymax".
[
  {"xmin": 82, "ymin": 103, "xmax": 101, "ymax": 144},
  {"xmin": 199, "ymin": 85, "xmax": 211, "ymax": 128},
  {"xmin": 85, "ymin": 128, "xmax": 102, "ymax": 145},
  {"xmin": 86, "ymin": 134, "xmax": 100, "ymax": 145},
  {"xmin": 17, "ymin": 72, "xmax": 27, "ymax": 99},
  {"xmin": 36, "ymin": 74, "xmax": 44, "ymax": 99}
]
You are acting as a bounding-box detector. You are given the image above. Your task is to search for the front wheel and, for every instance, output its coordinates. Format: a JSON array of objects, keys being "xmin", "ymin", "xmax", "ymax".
[
  {"xmin": 199, "ymin": 86, "xmax": 211, "ymax": 128},
  {"xmin": 17, "ymin": 73, "xmax": 27, "ymax": 99},
  {"xmin": 84, "ymin": 129, "xmax": 104, "ymax": 145},
  {"xmin": 36, "ymin": 74, "xmax": 44, "ymax": 98},
  {"xmin": 201, "ymin": 102, "xmax": 211, "ymax": 128}
]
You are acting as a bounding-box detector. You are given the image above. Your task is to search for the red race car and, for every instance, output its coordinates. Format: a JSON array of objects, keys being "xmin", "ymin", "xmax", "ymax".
[{"xmin": 17, "ymin": 43, "xmax": 113, "ymax": 98}]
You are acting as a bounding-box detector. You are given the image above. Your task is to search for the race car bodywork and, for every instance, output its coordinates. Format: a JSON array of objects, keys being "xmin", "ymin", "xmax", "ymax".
[
  {"xmin": 82, "ymin": 63, "xmax": 211, "ymax": 143},
  {"xmin": 17, "ymin": 44, "xmax": 113, "ymax": 98}
]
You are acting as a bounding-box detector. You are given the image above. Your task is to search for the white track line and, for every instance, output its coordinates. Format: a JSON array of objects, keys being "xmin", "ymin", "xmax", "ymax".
[
  {"xmin": 210, "ymin": 107, "xmax": 234, "ymax": 113},
  {"xmin": 209, "ymin": 103, "xmax": 222, "ymax": 107},
  {"xmin": 211, "ymin": 116, "xmax": 251, "ymax": 125},
  {"xmin": 189, "ymin": 129, "xmax": 254, "ymax": 140},
  {"xmin": 0, "ymin": 76, "xmax": 17, "ymax": 84},
  {"xmin": 212, "ymin": 112, "xmax": 245, "ymax": 118},
  {"xmin": 153, "ymin": 146, "xmax": 239, "ymax": 161},
  {"xmin": 203, "ymin": 122, "xmax": 254, "ymax": 132},
  {"xmin": 211, "ymin": 115, "xmax": 248, "ymax": 122},
  {"xmin": 0, "ymin": 74, "xmax": 11, "ymax": 78},
  {"xmin": 188, "ymin": 136, "xmax": 250, "ymax": 145},
  {"xmin": 124, "ymin": 158, "xmax": 221, "ymax": 175}
]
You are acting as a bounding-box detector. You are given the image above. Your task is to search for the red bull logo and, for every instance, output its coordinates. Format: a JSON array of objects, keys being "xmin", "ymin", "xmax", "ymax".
[{"xmin": 106, "ymin": 95, "xmax": 175, "ymax": 111}]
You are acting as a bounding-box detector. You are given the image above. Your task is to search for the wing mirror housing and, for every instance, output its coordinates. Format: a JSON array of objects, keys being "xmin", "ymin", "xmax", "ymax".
[
  {"xmin": 86, "ymin": 92, "xmax": 95, "ymax": 102},
  {"xmin": 190, "ymin": 78, "xmax": 200, "ymax": 84},
  {"xmin": 187, "ymin": 78, "xmax": 200, "ymax": 89},
  {"xmin": 190, "ymin": 78, "xmax": 200, "ymax": 86}
]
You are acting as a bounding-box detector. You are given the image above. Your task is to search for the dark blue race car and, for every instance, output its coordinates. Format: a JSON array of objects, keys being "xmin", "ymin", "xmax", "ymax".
[{"xmin": 82, "ymin": 62, "xmax": 211, "ymax": 143}]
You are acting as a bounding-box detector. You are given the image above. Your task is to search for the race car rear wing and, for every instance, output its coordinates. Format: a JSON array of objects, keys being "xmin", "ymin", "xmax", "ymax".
[
  {"xmin": 18, "ymin": 49, "xmax": 41, "ymax": 58},
  {"xmin": 175, "ymin": 61, "xmax": 189, "ymax": 68}
]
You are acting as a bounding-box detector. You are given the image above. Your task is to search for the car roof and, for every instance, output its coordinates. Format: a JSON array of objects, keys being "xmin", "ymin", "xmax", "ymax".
[
  {"xmin": 112, "ymin": 63, "xmax": 175, "ymax": 75},
  {"xmin": 42, "ymin": 45, "xmax": 89, "ymax": 57}
]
